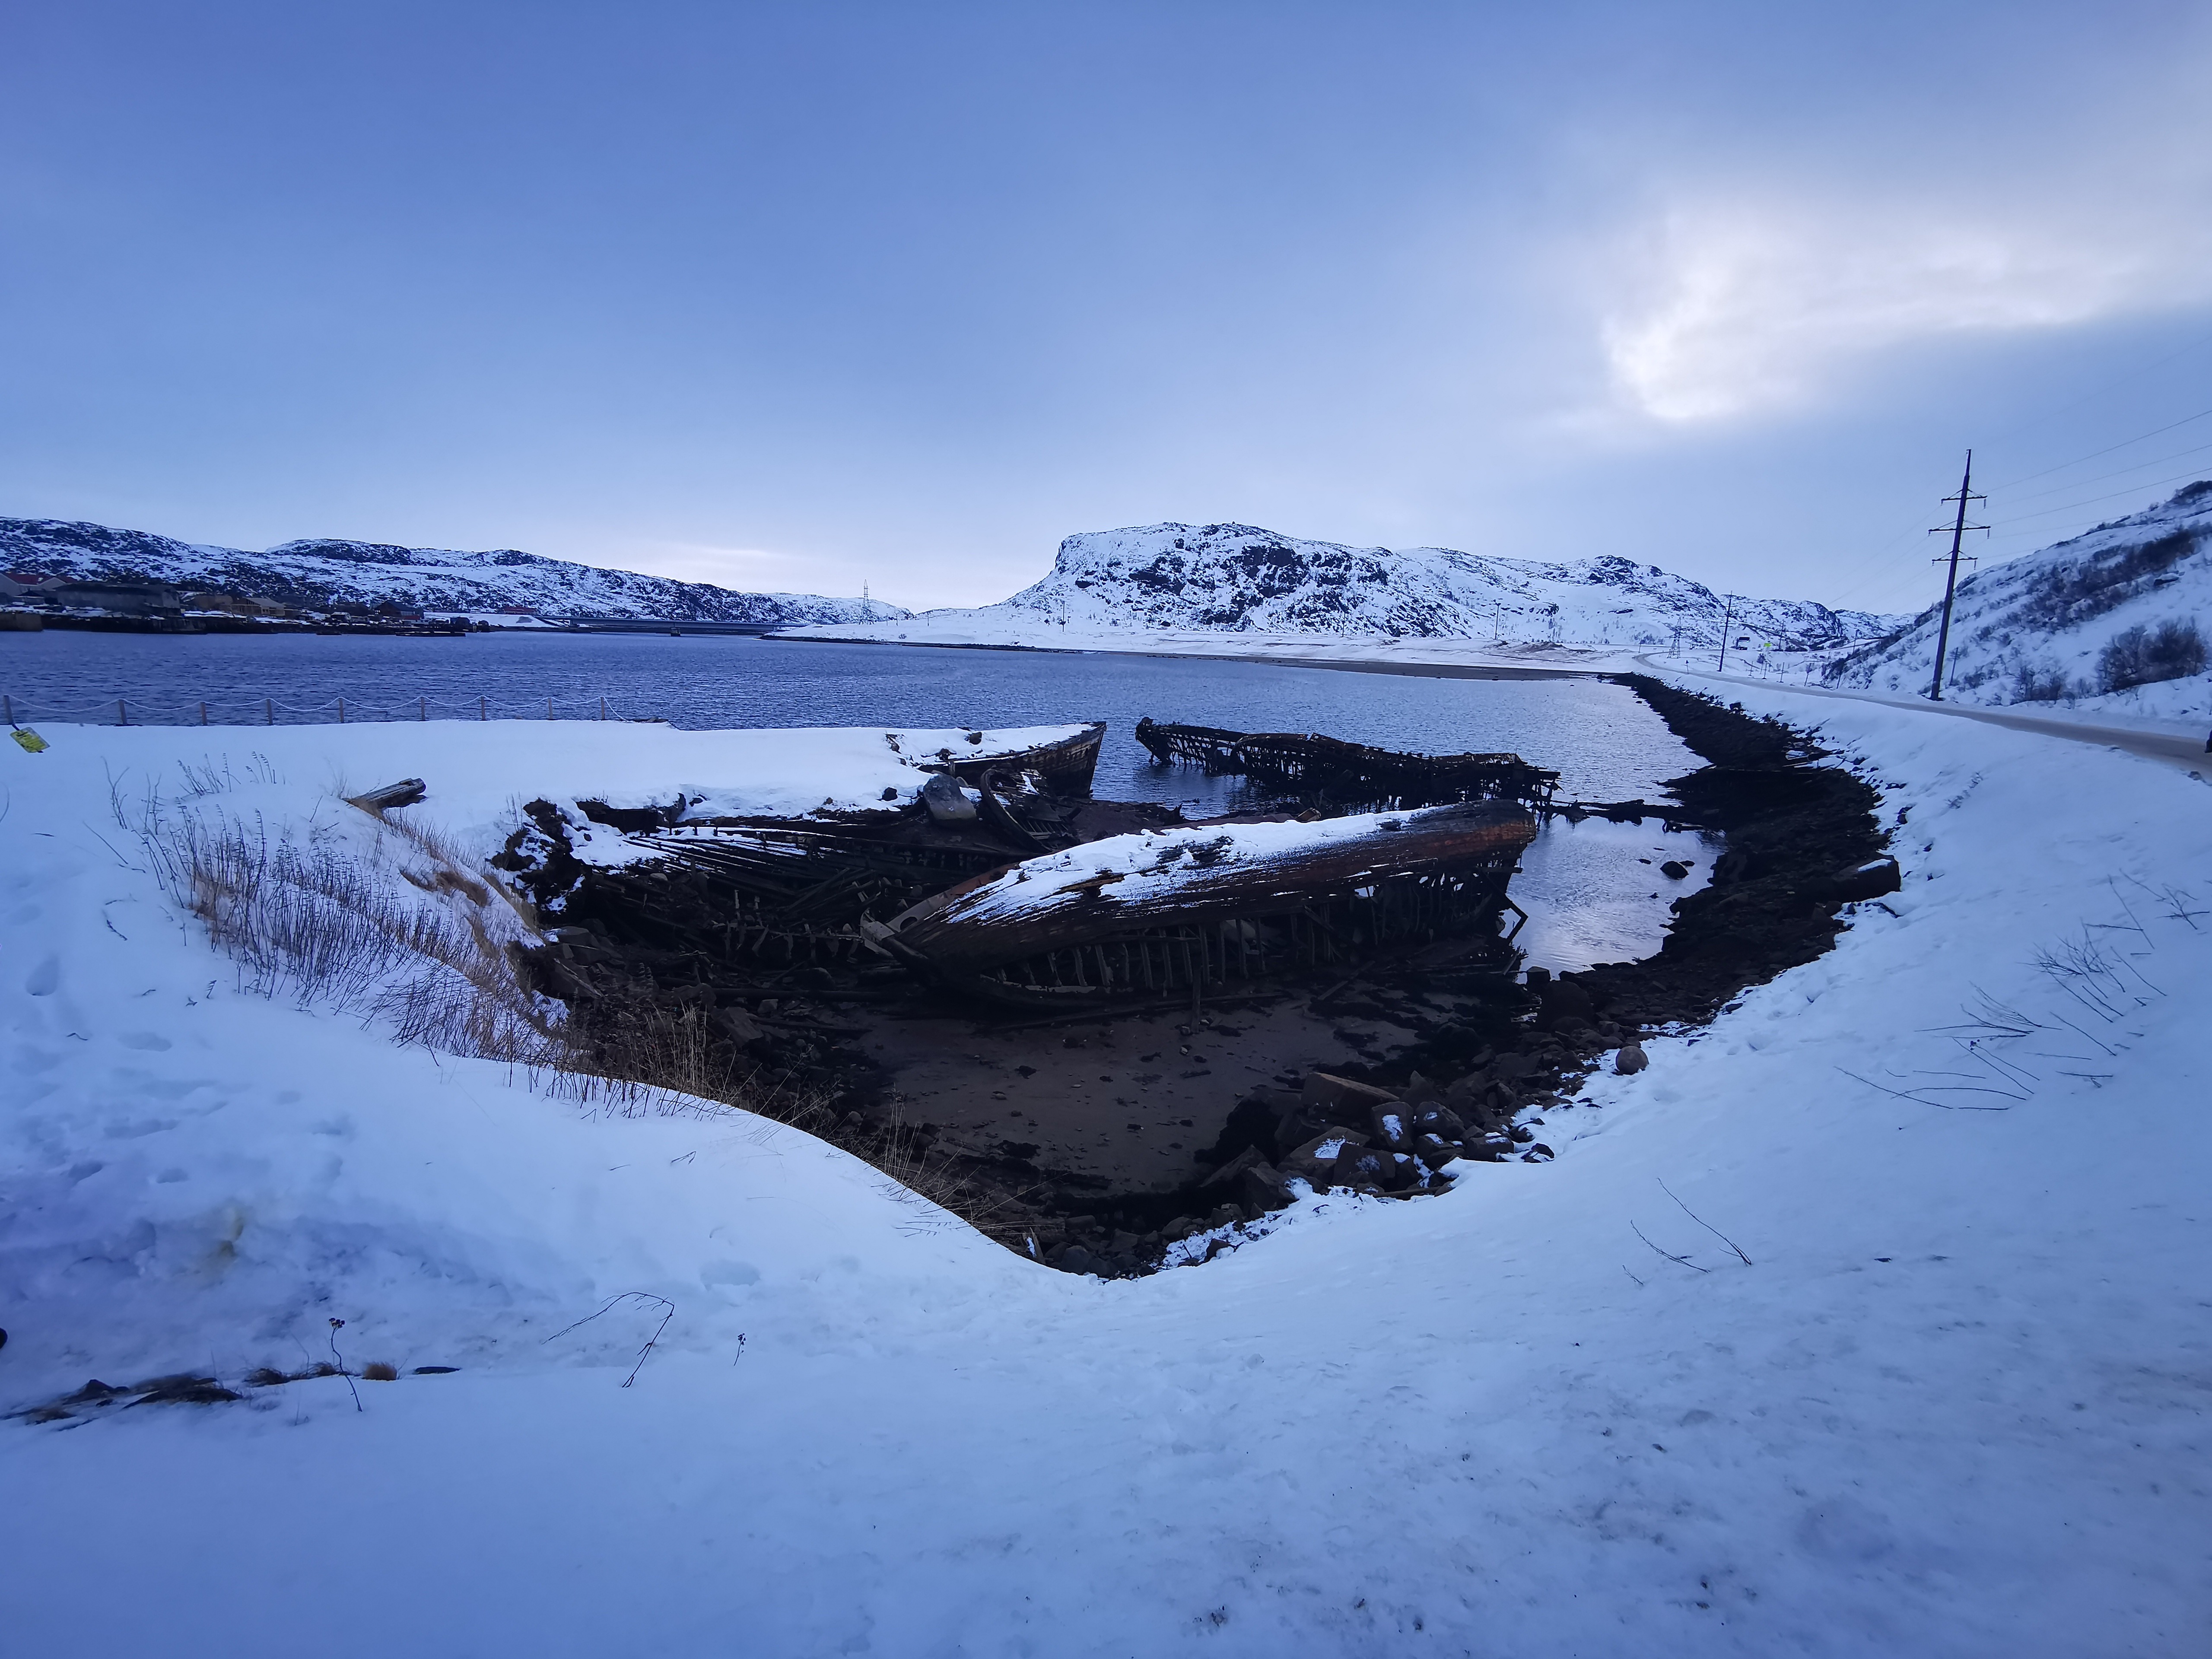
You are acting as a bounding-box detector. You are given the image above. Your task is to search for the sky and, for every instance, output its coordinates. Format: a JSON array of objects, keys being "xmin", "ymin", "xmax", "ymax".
[{"xmin": 5, "ymin": 1, "xmax": 2212, "ymax": 616}]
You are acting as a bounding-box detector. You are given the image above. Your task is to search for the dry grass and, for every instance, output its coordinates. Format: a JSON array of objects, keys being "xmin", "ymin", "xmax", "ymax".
[{"xmin": 131, "ymin": 765, "xmax": 1037, "ymax": 1246}]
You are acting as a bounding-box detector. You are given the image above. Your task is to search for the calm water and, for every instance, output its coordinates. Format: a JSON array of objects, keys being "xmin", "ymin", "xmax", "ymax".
[{"xmin": 0, "ymin": 631, "xmax": 1717, "ymax": 969}]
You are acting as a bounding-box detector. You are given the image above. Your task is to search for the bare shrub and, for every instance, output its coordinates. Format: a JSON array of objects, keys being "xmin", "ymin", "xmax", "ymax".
[{"xmin": 2097, "ymin": 618, "xmax": 2207, "ymax": 693}]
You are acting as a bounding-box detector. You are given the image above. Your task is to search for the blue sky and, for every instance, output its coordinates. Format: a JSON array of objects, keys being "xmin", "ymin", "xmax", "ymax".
[{"xmin": 5, "ymin": 1, "xmax": 2210, "ymax": 613}]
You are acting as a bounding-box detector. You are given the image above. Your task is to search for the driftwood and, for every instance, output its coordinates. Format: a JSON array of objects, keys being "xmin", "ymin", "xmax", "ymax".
[
  {"xmin": 344, "ymin": 778, "xmax": 427, "ymax": 814},
  {"xmin": 871, "ymin": 801, "xmax": 1535, "ymax": 1002},
  {"xmin": 1133, "ymin": 718, "xmax": 1557, "ymax": 808}
]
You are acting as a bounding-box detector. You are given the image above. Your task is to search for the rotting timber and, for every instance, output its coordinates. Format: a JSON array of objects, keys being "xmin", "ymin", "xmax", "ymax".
[
  {"xmin": 1134, "ymin": 717, "xmax": 1559, "ymax": 809},
  {"xmin": 498, "ymin": 688, "xmax": 1888, "ymax": 1283},
  {"xmin": 868, "ymin": 803, "xmax": 1535, "ymax": 1007}
]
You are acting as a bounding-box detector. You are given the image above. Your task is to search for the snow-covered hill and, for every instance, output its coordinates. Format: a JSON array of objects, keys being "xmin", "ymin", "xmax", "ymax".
[
  {"xmin": 0, "ymin": 517, "xmax": 906, "ymax": 626},
  {"xmin": 785, "ymin": 521, "xmax": 1900, "ymax": 652},
  {"xmin": 1824, "ymin": 481, "xmax": 2212, "ymax": 723}
]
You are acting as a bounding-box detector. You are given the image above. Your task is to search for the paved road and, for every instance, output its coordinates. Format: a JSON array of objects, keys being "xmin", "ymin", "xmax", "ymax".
[{"xmin": 1652, "ymin": 662, "xmax": 2210, "ymax": 777}]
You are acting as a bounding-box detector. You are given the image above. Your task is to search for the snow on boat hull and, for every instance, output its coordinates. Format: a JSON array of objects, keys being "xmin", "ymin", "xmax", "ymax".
[
  {"xmin": 1134, "ymin": 717, "xmax": 1559, "ymax": 809},
  {"xmin": 872, "ymin": 800, "xmax": 1535, "ymax": 1004}
]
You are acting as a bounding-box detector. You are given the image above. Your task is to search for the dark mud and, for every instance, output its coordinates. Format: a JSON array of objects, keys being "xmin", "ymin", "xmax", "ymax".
[{"xmin": 514, "ymin": 679, "xmax": 1888, "ymax": 1276}]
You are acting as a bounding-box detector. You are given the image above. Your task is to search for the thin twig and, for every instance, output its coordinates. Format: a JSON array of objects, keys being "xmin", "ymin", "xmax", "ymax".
[
  {"xmin": 543, "ymin": 1291, "xmax": 678, "ymax": 1388},
  {"xmin": 1656, "ymin": 1177, "xmax": 1753, "ymax": 1265},
  {"xmin": 1630, "ymin": 1218, "xmax": 1709, "ymax": 1273},
  {"xmin": 327, "ymin": 1319, "xmax": 362, "ymax": 1413}
]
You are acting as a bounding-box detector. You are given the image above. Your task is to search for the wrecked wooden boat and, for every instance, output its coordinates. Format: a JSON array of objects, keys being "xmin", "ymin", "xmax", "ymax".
[
  {"xmin": 1133, "ymin": 718, "xmax": 1558, "ymax": 810},
  {"xmin": 938, "ymin": 720, "xmax": 1106, "ymax": 795},
  {"xmin": 866, "ymin": 800, "xmax": 1537, "ymax": 1005}
]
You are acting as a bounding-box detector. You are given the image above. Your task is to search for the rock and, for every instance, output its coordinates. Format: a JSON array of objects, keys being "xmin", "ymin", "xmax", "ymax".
[
  {"xmin": 1057, "ymin": 1245, "xmax": 1101, "ymax": 1275},
  {"xmin": 1280, "ymin": 1126, "xmax": 1373, "ymax": 1185},
  {"xmin": 1476, "ymin": 1131, "xmax": 1515, "ymax": 1160},
  {"xmin": 715, "ymin": 1005, "xmax": 763, "ymax": 1044},
  {"xmin": 1333, "ymin": 1143, "xmax": 1402, "ymax": 1192},
  {"xmin": 1199, "ymin": 1144, "xmax": 1268, "ymax": 1189},
  {"xmin": 1509, "ymin": 1124, "xmax": 1535, "ymax": 1144},
  {"xmin": 1204, "ymin": 1204, "xmax": 1242, "ymax": 1230},
  {"xmin": 1412, "ymin": 1103, "xmax": 1466, "ymax": 1142},
  {"xmin": 1108, "ymin": 1230, "xmax": 1144, "ymax": 1258},
  {"xmin": 1659, "ymin": 859, "xmax": 1691, "ymax": 879},
  {"xmin": 1615, "ymin": 1042, "xmax": 1649, "ymax": 1075},
  {"xmin": 1413, "ymin": 1132, "xmax": 1462, "ymax": 1168},
  {"xmin": 1234, "ymin": 1161, "xmax": 1295, "ymax": 1214},
  {"xmin": 1832, "ymin": 855, "xmax": 1902, "ymax": 901},
  {"xmin": 1522, "ymin": 1143, "xmax": 1555, "ymax": 1162},
  {"xmin": 1400, "ymin": 1071, "xmax": 1443, "ymax": 1107},
  {"xmin": 1368, "ymin": 1104, "xmax": 1414, "ymax": 1153},
  {"xmin": 1300, "ymin": 1071, "xmax": 1402, "ymax": 1114}
]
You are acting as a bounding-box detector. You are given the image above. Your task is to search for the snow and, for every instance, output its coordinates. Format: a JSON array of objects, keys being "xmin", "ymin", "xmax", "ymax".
[
  {"xmin": 780, "ymin": 521, "xmax": 1902, "ymax": 657},
  {"xmin": 0, "ymin": 516, "xmax": 910, "ymax": 627},
  {"xmin": 1827, "ymin": 480, "xmax": 2212, "ymax": 727},
  {"xmin": 4, "ymin": 689, "xmax": 2209, "ymax": 1655}
]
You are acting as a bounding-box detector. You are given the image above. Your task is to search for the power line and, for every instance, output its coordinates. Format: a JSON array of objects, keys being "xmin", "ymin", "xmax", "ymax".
[
  {"xmin": 1985, "ymin": 402, "xmax": 2212, "ymax": 490},
  {"xmin": 1987, "ymin": 463, "xmax": 2212, "ymax": 531},
  {"xmin": 1999, "ymin": 436, "xmax": 2212, "ymax": 505}
]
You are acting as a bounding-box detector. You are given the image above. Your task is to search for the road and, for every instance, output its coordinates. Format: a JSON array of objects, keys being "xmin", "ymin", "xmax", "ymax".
[{"xmin": 1649, "ymin": 661, "xmax": 2210, "ymax": 777}]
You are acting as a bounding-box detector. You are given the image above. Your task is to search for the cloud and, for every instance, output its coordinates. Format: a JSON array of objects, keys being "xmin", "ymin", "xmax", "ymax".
[{"xmin": 1602, "ymin": 194, "xmax": 2212, "ymax": 423}]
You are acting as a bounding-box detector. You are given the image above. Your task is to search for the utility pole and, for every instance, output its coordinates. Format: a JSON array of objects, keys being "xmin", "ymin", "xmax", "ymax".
[
  {"xmin": 1926, "ymin": 451, "xmax": 1987, "ymax": 701},
  {"xmin": 1714, "ymin": 597, "xmax": 1735, "ymax": 673}
]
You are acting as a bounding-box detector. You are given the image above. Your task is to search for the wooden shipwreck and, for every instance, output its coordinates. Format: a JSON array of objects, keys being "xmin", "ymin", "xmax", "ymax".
[
  {"xmin": 1134, "ymin": 718, "xmax": 1559, "ymax": 810},
  {"xmin": 866, "ymin": 800, "xmax": 1537, "ymax": 1005}
]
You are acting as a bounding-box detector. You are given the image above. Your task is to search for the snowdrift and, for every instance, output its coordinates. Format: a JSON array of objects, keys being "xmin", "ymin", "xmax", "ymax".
[{"xmin": 3, "ymin": 700, "xmax": 2208, "ymax": 1656}]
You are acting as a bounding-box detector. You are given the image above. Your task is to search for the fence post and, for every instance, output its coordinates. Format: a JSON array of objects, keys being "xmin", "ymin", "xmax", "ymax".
[
  {"xmin": 266, "ymin": 698, "xmax": 273, "ymax": 726},
  {"xmin": 118, "ymin": 699, "xmax": 127, "ymax": 727},
  {"xmin": 199, "ymin": 702, "xmax": 209, "ymax": 725},
  {"xmin": 547, "ymin": 696, "xmax": 553, "ymax": 721},
  {"xmin": 480, "ymin": 696, "xmax": 487, "ymax": 721},
  {"xmin": 600, "ymin": 696, "xmax": 606, "ymax": 721},
  {"xmin": 420, "ymin": 697, "xmax": 426, "ymax": 722},
  {"xmin": 338, "ymin": 697, "xmax": 345, "ymax": 725}
]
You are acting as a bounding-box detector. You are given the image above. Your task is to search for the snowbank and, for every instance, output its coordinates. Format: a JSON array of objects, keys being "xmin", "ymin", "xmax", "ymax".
[{"xmin": 3, "ymin": 697, "xmax": 2208, "ymax": 1656}]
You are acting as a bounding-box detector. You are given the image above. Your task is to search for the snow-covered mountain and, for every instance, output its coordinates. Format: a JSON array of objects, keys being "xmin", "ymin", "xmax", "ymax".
[
  {"xmin": 785, "ymin": 522, "xmax": 1900, "ymax": 651},
  {"xmin": 1823, "ymin": 481, "xmax": 2212, "ymax": 722},
  {"xmin": 0, "ymin": 516, "xmax": 906, "ymax": 626}
]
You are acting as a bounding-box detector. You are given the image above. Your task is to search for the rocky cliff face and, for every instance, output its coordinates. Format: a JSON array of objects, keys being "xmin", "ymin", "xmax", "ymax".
[
  {"xmin": 973, "ymin": 523, "xmax": 1897, "ymax": 649},
  {"xmin": 1823, "ymin": 482, "xmax": 2212, "ymax": 718},
  {"xmin": 0, "ymin": 518, "xmax": 906, "ymax": 625}
]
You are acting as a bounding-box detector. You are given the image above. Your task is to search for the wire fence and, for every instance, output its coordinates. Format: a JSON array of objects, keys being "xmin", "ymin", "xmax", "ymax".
[{"xmin": 1, "ymin": 690, "xmax": 656, "ymax": 728}]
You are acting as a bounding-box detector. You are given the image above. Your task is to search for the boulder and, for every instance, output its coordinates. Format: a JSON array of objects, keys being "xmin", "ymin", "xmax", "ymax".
[
  {"xmin": 1368, "ymin": 1103, "xmax": 1414, "ymax": 1153},
  {"xmin": 918, "ymin": 772, "xmax": 979, "ymax": 825},
  {"xmin": 1659, "ymin": 859, "xmax": 1691, "ymax": 879},
  {"xmin": 1413, "ymin": 1132, "xmax": 1463, "ymax": 1169},
  {"xmin": 1234, "ymin": 1161, "xmax": 1295, "ymax": 1214},
  {"xmin": 1412, "ymin": 1103, "xmax": 1466, "ymax": 1142},
  {"xmin": 1280, "ymin": 1126, "xmax": 1372, "ymax": 1185},
  {"xmin": 1615, "ymin": 1042, "xmax": 1649, "ymax": 1075},
  {"xmin": 1832, "ymin": 855, "xmax": 1902, "ymax": 901}
]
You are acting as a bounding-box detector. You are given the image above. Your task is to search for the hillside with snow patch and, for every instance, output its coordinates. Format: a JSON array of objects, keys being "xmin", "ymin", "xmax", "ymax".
[
  {"xmin": 784, "ymin": 521, "xmax": 1900, "ymax": 652},
  {"xmin": 1824, "ymin": 481, "xmax": 2212, "ymax": 724},
  {"xmin": 0, "ymin": 516, "xmax": 906, "ymax": 626}
]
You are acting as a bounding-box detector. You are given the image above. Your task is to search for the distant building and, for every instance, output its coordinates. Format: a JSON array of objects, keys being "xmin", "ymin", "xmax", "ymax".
[
  {"xmin": 1, "ymin": 569, "xmax": 61, "ymax": 600},
  {"xmin": 183, "ymin": 590, "xmax": 290, "ymax": 618},
  {"xmin": 51, "ymin": 581, "xmax": 183, "ymax": 616}
]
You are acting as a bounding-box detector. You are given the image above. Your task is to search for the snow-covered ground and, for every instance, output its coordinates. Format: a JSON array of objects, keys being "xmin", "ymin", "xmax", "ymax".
[
  {"xmin": 1825, "ymin": 480, "xmax": 2212, "ymax": 728},
  {"xmin": 3, "ymin": 693, "xmax": 2207, "ymax": 1656}
]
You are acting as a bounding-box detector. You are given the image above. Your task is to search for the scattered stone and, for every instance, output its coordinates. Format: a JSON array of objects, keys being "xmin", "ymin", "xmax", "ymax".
[
  {"xmin": 1659, "ymin": 859, "xmax": 1691, "ymax": 879},
  {"xmin": 1832, "ymin": 855, "xmax": 1902, "ymax": 901},
  {"xmin": 1368, "ymin": 1104, "xmax": 1414, "ymax": 1154},
  {"xmin": 1300, "ymin": 1071, "xmax": 1402, "ymax": 1114},
  {"xmin": 1615, "ymin": 1042, "xmax": 1649, "ymax": 1075}
]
